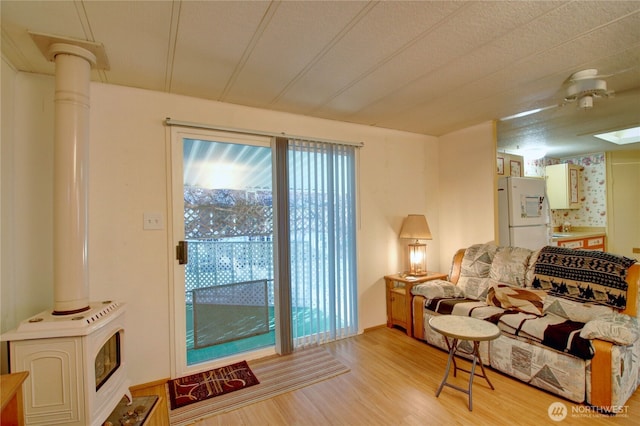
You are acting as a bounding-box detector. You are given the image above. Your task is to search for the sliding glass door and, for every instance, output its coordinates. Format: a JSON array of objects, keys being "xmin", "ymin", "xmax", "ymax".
[
  {"xmin": 169, "ymin": 126, "xmax": 358, "ymax": 376},
  {"xmin": 171, "ymin": 128, "xmax": 275, "ymax": 375}
]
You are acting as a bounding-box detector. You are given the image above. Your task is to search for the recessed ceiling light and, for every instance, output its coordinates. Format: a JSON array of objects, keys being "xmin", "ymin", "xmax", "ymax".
[{"xmin": 594, "ymin": 126, "xmax": 640, "ymax": 145}]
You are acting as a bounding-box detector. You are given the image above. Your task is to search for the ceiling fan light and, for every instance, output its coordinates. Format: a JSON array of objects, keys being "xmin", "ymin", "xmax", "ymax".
[{"xmin": 578, "ymin": 95, "xmax": 593, "ymax": 109}]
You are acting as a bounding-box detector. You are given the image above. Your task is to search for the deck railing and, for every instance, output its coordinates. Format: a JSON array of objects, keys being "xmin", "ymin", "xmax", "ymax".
[{"xmin": 185, "ymin": 240, "xmax": 274, "ymax": 304}]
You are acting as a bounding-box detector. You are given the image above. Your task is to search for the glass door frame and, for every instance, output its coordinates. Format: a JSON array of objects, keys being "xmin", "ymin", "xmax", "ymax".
[{"xmin": 167, "ymin": 126, "xmax": 278, "ymax": 378}]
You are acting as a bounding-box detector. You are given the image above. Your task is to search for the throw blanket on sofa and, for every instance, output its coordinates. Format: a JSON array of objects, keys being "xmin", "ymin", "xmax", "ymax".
[
  {"xmin": 497, "ymin": 311, "xmax": 594, "ymax": 359},
  {"xmin": 426, "ymin": 298, "xmax": 594, "ymax": 359},
  {"xmin": 532, "ymin": 246, "xmax": 636, "ymax": 309},
  {"xmin": 425, "ymin": 298, "xmax": 505, "ymax": 323}
]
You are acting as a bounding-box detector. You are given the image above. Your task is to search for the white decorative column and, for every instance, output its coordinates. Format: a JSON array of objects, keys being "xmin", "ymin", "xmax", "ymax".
[{"xmin": 48, "ymin": 43, "xmax": 96, "ymax": 315}]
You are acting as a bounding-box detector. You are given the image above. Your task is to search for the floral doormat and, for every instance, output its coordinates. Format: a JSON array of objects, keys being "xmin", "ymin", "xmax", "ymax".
[{"xmin": 167, "ymin": 361, "xmax": 260, "ymax": 409}]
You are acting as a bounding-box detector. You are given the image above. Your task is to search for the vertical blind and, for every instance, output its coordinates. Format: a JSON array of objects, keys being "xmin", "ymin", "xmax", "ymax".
[{"xmin": 288, "ymin": 139, "xmax": 358, "ymax": 348}]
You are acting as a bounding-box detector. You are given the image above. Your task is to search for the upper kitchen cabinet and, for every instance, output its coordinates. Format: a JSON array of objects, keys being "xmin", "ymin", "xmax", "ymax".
[
  {"xmin": 545, "ymin": 164, "xmax": 581, "ymax": 209},
  {"xmin": 496, "ymin": 153, "xmax": 524, "ymax": 177}
]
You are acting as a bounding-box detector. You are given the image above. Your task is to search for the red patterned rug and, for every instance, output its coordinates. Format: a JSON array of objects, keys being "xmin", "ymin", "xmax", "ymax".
[{"xmin": 167, "ymin": 361, "xmax": 260, "ymax": 409}]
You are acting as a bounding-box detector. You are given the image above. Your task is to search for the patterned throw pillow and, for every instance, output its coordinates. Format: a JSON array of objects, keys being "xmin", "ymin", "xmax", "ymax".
[
  {"xmin": 487, "ymin": 284, "xmax": 546, "ymax": 315},
  {"xmin": 411, "ymin": 280, "xmax": 464, "ymax": 299}
]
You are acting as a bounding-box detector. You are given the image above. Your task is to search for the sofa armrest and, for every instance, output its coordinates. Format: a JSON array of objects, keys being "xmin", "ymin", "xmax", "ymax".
[
  {"xmin": 621, "ymin": 263, "xmax": 639, "ymax": 317},
  {"xmin": 413, "ymin": 295, "xmax": 426, "ymax": 340},
  {"xmin": 589, "ymin": 329, "xmax": 640, "ymax": 409},
  {"xmin": 580, "ymin": 314, "xmax": 639, "ymax": 346},
  {"xmin": 590, "ymin": 339, "xmax": 614, "ymax": 408},
  {"xmin": 410, "ymin": 280, "xmax": 464, "ymax": 299},
  {"xmin": 448, "ymin": 248, "xmax": 466, "ymax": 284}
]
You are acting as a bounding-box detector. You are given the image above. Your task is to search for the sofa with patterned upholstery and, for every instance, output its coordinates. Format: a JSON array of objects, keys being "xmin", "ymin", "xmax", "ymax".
[{"xmin": 411, "ymin": 243, "xmax": 639, "ymax": 411}]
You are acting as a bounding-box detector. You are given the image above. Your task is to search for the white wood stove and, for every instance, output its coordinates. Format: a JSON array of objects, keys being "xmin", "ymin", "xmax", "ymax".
[{"xmin": 2, "ymin": 302, "xmax": 131, "ymax": 425}]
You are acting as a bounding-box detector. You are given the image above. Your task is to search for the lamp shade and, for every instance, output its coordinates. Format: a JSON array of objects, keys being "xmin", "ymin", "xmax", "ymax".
[{"xmin": 399, "ymin": 214, "xmax": 432, "ymax": 240}]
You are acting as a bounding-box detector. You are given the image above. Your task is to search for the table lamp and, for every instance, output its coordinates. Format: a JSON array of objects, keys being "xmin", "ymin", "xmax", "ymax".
[{"xmin": 399, "ymin": 214, "xmax": 432, "ymax": 276}]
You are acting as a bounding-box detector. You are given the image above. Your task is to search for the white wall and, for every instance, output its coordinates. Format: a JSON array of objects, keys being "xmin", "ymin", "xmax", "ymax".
[
  {"xmin": 1, "ymin": 66, "xmax": 55, "ymax": 338},
  {"xmin": 1, "ymin": 73, "xmax": 447, "ymax": 385},
  {"xmin": 0, "ymin": 58, "xmax": 12, "ymax": 337},
  {"xmin": 438, "ymin": 121, "xmax": 497, "ymax": 271},
  {"xmin": 0, "ymin": 59, "xmax": 16, "ymax": 366}
]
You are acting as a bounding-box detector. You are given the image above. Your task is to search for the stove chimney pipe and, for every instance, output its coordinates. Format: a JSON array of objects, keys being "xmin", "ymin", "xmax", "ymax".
[{"xmin": 48, "ymin": 43, "xmax": 96, "ymax": 315}]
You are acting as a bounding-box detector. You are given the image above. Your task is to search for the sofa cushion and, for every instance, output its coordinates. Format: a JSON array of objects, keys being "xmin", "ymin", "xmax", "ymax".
[
  {"xmin": 489, "ymin": 246, "xmax": 533, "ymax": 287},
  {"xmin": 487, "ymin": 284, "xmax": 546, "ymax": 315},
  {"xmin": 411, "ymin": 280, "xmax": 464, "ymax": 299},
  {"xmin": 490, "ymin": 335, "xmax": 586, "ymax": 403},
  {"xmin": 460, "ymin": 243, "xmax": 498, "ymax": 278},
  {"xmin": 457, "ymin": 276, "xmax": 492, "ymax": 300},
  {"xmin": 544, "ymin": 294, "xmax": 613, "ymax": 323},
  {"xmin": 524, "ymin": 248, "xmax": 542, "ymax": 288},
  {"xmin": 580, "ymin": 314, "xmax": 639, "ymax": 346},
  {"xmin": 457, "ymin": 244, "xmax": 499, "ymax": 300}
]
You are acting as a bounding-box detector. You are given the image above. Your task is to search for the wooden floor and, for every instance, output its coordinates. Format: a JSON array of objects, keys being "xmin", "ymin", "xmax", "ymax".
[{"xmin": 134, "ymin": 326, "xmax": 639, "ymax": 425}]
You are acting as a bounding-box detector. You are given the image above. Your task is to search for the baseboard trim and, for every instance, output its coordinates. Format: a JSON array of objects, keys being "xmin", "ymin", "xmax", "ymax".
[
  {"xmin": 130, "ymin": 378, "xmax": 170, "ymax": 392},
  {"xmin": 363, "ymin": 323, "xmax": 387, "ymax": 333}
]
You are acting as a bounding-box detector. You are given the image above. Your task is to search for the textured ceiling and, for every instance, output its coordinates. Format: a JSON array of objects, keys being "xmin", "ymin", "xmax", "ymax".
[{"xmin": 2, "ymin": 0, "xmax": 639, "ymax": 157}]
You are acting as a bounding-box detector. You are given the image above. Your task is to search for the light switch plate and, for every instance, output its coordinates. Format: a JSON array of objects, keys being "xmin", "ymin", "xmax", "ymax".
[{"xmin": 143, "ymin": 212, "xmax": 164, "ymax": 230}]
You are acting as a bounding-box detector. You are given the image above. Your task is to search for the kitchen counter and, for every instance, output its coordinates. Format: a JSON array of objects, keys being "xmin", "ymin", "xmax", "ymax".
[{"xmin": 551, "ymin": 231, "xmax": 606, "ymax": 242}]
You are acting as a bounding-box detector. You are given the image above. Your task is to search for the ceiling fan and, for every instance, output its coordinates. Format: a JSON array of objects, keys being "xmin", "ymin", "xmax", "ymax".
[
  {"xmin": 562, "ymin": 69, "xmax": 614, "ymax": 109},
  {"xmin": 501, "ymin": 68, "xmax": 615, "ymax": 121}
]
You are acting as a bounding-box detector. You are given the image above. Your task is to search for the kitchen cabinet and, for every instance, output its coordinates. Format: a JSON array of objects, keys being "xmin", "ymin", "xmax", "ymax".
[
  {"xmin": 545, "ymin": 163, "xmax": 581, "ymax": 209},
  {"xmin": 557, "ymin": 235, "xmax": 606, "ymax": 251}
]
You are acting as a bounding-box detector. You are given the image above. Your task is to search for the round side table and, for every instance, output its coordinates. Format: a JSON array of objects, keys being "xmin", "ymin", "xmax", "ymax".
[{"xmin": 428, "ymin": 315, "xmax": 500, "ymax": 411}]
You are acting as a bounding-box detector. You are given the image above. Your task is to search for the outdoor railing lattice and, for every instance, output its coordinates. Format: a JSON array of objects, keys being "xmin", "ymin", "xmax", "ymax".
[{"xmin": 185, "ymin": 240, "xmax": 274, "ymax": 305}]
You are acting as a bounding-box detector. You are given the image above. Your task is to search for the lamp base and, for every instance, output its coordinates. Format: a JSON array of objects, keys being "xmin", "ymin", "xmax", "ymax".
[{"xmin": 407, "ymin": 242, "xmax": 428, "ymax": 278}]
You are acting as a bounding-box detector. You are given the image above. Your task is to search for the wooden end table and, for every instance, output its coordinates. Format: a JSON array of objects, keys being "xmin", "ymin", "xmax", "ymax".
[
  {"xmin": 1, "ymin": 371, "xmax": 28, "ymax": 426},
  {"xmin": 384, "ymin": 272, "xmax": 447, "ymax": 337},
  {"xmin": 429, "ymin": 315, "xmax": 500, "ymax": 411}
]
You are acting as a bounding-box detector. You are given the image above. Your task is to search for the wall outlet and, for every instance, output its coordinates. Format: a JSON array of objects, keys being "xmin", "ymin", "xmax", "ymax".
[{"xmin": 143, "ymin": 212, "xmax": 164, "ymax": 230}]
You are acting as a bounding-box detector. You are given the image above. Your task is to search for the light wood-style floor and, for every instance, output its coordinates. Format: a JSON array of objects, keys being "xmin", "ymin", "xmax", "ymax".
[{"xmin": 134, "ymin": 326, "xmax": 639, "ymax": 425}]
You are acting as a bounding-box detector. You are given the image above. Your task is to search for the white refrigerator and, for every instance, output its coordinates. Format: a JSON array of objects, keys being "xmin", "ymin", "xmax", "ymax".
[{"xmin": 498, "ymin": 176, "xmax": 551, "ymax": 250}]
